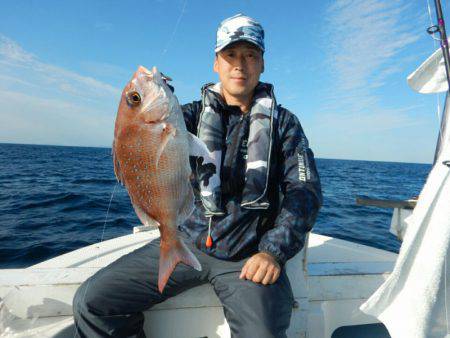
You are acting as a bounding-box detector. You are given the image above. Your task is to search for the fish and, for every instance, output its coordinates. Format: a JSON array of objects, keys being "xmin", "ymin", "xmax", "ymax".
[{"xmin": 112, "ymin": 65, "xmax": 203, "ymax": 293}]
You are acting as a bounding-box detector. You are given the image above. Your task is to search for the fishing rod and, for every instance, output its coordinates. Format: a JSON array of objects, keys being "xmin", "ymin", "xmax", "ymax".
[
  {"xmin": 428, "ymin": 0, "xmax": 450, "ymax": 165},
  {"xmin": 428, "ymin": 0, "xmax": 450, "ymax": 90}
]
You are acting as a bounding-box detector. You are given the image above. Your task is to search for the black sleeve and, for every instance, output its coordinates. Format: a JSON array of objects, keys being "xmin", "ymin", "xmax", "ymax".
[
  {"xmin": 258, "ymin": 109, "xmax": 323, "ymax": 265},
  {"xmin": 181, "ymin": 100, "xmax": 202, "ymax": 134}
]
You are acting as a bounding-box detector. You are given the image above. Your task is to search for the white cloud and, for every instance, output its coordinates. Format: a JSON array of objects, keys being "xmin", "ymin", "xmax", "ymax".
[
  {"xmin": 0, "ymin": 34, "xmax": 122, "ymax": 147},
  {"xmin": 310, "ymin": 0, "xmax": 436, "ymax": 163},
  {"xmin": 0, "ymin": 89, "xmax": 113, "ymax": 146},
  {"xmin": 0, "ymin": 35, "xmax": 35, "ymax": 63},
  {"xmin": 0, "ymin": 35, "xmax": 120, "ymax": 100},
  {"xmin": 80, "ymin": 61, "xmax": 131, "ymax": 82},
  {"xmin": 325, "ymin": 0, "xmax": 419, "ymax": 94}
]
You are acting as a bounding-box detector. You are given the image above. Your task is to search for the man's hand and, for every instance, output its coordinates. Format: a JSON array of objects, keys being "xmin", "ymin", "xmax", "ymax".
[{"xmin": 239, "ymin": 252, "xmax": 281, "ymax": 285}]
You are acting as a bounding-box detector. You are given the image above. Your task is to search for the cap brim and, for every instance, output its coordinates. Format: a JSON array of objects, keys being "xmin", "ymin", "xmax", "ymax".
[{"xmin": 215, "ymin": 37, "xmax": 264, "ymax": 53}]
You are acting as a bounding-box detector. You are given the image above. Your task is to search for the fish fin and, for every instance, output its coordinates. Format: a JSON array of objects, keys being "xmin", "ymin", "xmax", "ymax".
[
  {"xmin": 112, "ymin": 140, "xmax": 123, "ymax": 184},
  {"xmin": 158, "ymin": 237, "xmax": 202, "ymax": 293},
  {"xmin": 132, "ymin": 204, "xmax": 160, "ymax": 228},
  {"xmin": 155, "ymin": 123, "xmax": 176, "ymax": 168},
  {"xmin": 187, "ymin": 132, "xmax": 223, "ymax": 214},
  {"xmin": 187, "ymin": 132, "xmax": 221, "ymax": 173},
  {"xmin": 187, "ymin": 132, "xmax": 213, "ymax": 158},
  {"xmin": 176, "ymin": 182, "xmax": 195, "ymax": 225}
]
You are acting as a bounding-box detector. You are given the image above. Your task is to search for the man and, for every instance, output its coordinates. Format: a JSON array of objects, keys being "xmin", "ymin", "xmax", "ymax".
[{"xmin": 73, "ymin": 14, "xmax": 322, "ymax": 338}]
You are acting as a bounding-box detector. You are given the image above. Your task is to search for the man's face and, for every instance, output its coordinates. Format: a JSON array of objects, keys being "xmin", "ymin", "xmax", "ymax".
[{"xmin": 214, "ymin": 41, "xmax": 264, "ymax": 102}]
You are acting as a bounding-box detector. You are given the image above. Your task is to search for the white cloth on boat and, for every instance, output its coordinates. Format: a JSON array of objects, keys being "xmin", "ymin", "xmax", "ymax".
[
  {"xmin": 407, "ymin": 44, "xmax": 449, "ymax": 94},
  {"xmin": 360, "ymin": 132, "xmax": 450, "ymax": 337},
  {"xmin": 389, "ymin": 207, "xmax": 412, "ymax": 241}
]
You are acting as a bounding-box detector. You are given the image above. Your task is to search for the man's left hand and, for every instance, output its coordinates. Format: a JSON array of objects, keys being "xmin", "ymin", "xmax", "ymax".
[{"xmin": 239, "ymin": 252, "xmax": 281, "ymax": 285}]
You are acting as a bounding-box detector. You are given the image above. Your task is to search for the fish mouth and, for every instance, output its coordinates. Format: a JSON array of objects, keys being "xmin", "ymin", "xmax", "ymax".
[
  {"xmin": 137, "ymin": 66, "xmax": 162, "ymax": 82},
  {"xmin": 132, "ymin": 65, "xmax": 171, "ymax": 123},
  {"xmin": 138, "ymin": 65, "xmax": 153, "ymax": 76}
]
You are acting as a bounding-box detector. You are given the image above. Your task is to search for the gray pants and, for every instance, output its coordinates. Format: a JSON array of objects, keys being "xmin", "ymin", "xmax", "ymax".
[{"xmin": 72, "ymin": 233, "xmax": 294, "ymax": 338}]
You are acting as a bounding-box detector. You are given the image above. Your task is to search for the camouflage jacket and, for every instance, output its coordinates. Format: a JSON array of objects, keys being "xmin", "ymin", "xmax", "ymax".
[{"xmin": 179, "ymin": 92, "xmax": 323, "ymax": 265}]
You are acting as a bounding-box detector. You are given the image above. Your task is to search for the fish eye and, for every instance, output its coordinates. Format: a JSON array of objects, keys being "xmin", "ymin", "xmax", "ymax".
[{"xmin": 126, "ymin": 91, "xmax": 141, "ymax": 106}]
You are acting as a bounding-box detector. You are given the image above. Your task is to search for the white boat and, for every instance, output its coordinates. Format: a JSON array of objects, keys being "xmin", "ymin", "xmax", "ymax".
[{"xmin": 0, "ymin": 225, "xmax": 398, "ymax": 338}]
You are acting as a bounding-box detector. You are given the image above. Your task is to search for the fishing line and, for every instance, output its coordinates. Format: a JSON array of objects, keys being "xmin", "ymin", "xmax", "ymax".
[
  {"xmin": 158, "ymin": 0, "xmax": 188, "ymax": 63},
  {"xmin": 99, "ymin": 182, "xmax": 118, "ymax": 243},
  {"xmin": 73, "ymin": 3, "xmax": 187, "ymax": 333},
  {"xmin": 73, "ymin": 181, "xmax": 118, "ymax": 338},
  {"xmin": 73, "ymin": 1, "xmax": 188, "ymax": 327}
]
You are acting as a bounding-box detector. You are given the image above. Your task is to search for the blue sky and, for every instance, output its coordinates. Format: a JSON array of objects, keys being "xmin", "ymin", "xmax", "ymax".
[{"xmin": 0, "ymin": 0, "xmax": 447, "ymax": 163}]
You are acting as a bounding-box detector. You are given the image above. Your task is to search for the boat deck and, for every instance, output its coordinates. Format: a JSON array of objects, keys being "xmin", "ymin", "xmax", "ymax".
[{"xmin": 0, "ymin": 230, "xmax": 397, "ymax": 337}]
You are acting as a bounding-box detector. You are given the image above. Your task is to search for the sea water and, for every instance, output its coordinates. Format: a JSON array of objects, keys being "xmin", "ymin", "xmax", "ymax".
[{"xmin": 0, "ymin": 143, "xmax": 431, "ymax": 268}]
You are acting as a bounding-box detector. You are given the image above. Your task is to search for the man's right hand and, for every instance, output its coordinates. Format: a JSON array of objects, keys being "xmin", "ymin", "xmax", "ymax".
[{"xmin": 239, "ymin": 252, "xmax": 281, "ymax": 285}]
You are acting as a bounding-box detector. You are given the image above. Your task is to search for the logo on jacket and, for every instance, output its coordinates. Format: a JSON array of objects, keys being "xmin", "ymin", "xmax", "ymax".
[{"xmin": 297, "ymin": 153, "xmax": 307, "ymax": 182}]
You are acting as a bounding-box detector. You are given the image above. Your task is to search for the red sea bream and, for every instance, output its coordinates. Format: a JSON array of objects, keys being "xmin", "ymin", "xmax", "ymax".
[{"xmin": 112, "ymin": 66, "xmax": 201, "ymax": 293}]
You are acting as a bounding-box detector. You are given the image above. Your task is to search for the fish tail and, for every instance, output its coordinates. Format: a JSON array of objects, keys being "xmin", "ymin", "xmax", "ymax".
[{"xmin": 158, "ymin": 237, "xmax": 202, "ymax": 293}]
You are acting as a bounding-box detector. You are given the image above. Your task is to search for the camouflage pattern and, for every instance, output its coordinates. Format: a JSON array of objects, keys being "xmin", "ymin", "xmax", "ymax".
[
  {"xmin": 215, "ymin": 14, "xmax": 265, "ymax": 52},
  {"xmin": 180, "ymin": 84, "xmax": 323, "ymax": 265},
  {"xmin": 196, "ymin": 83, "xmax": 225, "ymax": 216},
  {"xmin": 197, "ymin": 82, "xmax": 276, "ymax": 214},
  {"xmin": 241, "ymin": 83, "xmax": 277, "ymax": 208}
]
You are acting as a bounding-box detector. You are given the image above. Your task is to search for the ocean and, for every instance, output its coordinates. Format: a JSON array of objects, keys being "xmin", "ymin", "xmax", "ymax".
[{"xmin": 0, "ymin": 143, "xmax": 431, "ymax": 268}]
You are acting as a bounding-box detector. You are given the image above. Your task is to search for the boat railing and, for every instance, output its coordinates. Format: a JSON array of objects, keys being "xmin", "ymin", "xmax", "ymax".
[
  {"xmin": 355, "ymin": 196, "xmax": 418, "ymax": 241},
  {"xmin": 355, "ymin": 196, "xmax": 417, "ymax": 209}
]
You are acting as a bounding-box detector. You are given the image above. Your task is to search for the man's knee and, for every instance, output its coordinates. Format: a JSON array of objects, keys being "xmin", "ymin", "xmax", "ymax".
[
  {"xmin": 224, "ymin": 301, "xmax": 292, "ymax": 338},
  {"xmin": 214, "ymin": 270, "xmax": 293, "ymax": 338},
  {"xmin": 73, "ymin": 278, "xmax": 99, "ymax": 317},
  {"xmin": 72, "ymin": 278, "xmax": 148, "ymax": 338},
  {"xmin": 73, "ymin": 273, "xmax": 121, "ymax": 318}
]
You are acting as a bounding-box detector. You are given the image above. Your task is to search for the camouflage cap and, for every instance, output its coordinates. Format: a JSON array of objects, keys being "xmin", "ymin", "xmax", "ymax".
[{"xmin": 215, "ymin": 14, "xmax": 265, "ymax": 53}]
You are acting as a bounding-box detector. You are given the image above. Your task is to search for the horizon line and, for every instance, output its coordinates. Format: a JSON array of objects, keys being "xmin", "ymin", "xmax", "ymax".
[{"xmin": 0, "ymin": 141, "xmax": 433, "ymax": 165}]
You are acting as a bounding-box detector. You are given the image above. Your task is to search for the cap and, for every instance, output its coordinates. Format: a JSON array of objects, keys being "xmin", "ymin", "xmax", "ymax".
[{"xmin": 215, "ymin": 14, "xmax": 265, "ymax": 53}]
